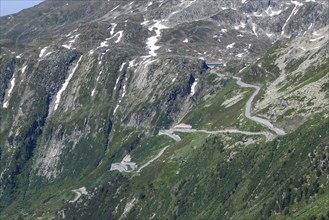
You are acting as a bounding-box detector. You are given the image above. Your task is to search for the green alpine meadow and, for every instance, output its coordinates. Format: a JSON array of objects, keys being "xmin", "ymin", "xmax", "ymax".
[{"xmin": 0, "ymin": 0, "xmax": 328, "ymax": 219}]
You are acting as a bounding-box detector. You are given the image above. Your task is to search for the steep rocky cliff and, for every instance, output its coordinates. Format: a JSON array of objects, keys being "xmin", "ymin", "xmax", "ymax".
[{"xmin": 0, "ymin": 0, "xmax": 328, "ymax": 219}]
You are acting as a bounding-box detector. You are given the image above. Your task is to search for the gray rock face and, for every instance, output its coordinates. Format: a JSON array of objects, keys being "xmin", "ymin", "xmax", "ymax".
[
  {"xmin": 0, "ymin": 58, "xmax": 16, "ymax": 103},
  {"xmin": 0, "ymin": 0, "xmax": 328, "ymax": 218}
]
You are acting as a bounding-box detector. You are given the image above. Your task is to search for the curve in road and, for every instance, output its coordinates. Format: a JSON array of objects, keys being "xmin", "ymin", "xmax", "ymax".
[
  {"xmin": 137, "ymin": 146, "xmax": 169, "ymax": 172},
  {"xmin": 159, "ymin": 72, "xmax": 286, "ymax": 142},
  {"xmin": 232, "ymin": 76, "xmax": 286, "ymax": 136}
]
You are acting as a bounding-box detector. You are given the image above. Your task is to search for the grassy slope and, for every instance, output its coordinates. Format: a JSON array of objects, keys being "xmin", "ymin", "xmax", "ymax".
[
  {"xmin": 133, "ymin": 114, "xmax": 329, "ymax": 220},
  {"xmin": 9, "ymin": 86, "xmax": 326, "ymax": 219},
  {"xmin": 15, "ymin": 59, "xmax": 329, "ymax": 220},
  {"xmin": 2, "ymin": 36, "xmax": 329, "ymax": 220},
  {"xmin": 182, "ymin": 77, "xmax": 263, "ymax": 132},
  {"xmin": 64, "ymin": 46, "xmax": 329, "ymax": 219},
  {"xmin": 58, "ymin": 113, "xmax": 329, "ymax": 220}
]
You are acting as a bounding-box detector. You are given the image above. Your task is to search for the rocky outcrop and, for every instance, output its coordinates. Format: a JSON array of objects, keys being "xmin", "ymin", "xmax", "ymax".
[{"xmin": 0, "ymin": 0, "xmax": 328, "ymax": 218}]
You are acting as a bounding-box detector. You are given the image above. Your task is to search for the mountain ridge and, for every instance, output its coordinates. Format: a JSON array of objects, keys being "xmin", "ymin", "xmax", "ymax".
[{"xmin": 0, "ymin": 0, "xmax": 328, "ymax": 219}]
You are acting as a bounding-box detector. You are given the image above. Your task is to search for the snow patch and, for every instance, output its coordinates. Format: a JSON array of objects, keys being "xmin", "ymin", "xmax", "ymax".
[
  {"xmin": 54, "ymin": 56, "xmax": 83, "ymax": 111},
  {"xmin": 253, "ymin": 11, "xmax": 263, "ymax": 17},
  {"xmin": 122, "ymin": 83, "xmax": 127, "ymax": 98},
  {"xmin": 110, "ymin": 5, "xmax": 120, "ymax": 12},
  {"xmin": 96, "ymin": 71, "xmax": 102, "ymax": 82},
  {"xmin": 142, "ymin": 58, "xmax": 157, "ymax": 67},
  {"xmin": 113, "ymin": 62, "xmax": 130, "ymax": 114},
  {"xmin": 236, "ymin": 53, "xmax": 244, "ymax": 58},
  {"xmin": 91, "ymin": 89, "xmax": 96, "ymax": 97},
  {"xmin": 114, "ymin": 76, "xmax": 121, "ymax": 91},
  {"xmin": 309, "ymin": 36, "xmax": 324, "ymax": 42},
  {"xmin": 62, "ymin": 44, "xmax": 72, "ymax": 49},
  {"xmin": 110, "ymin": 23, "xmax": 117, "ymax": 36},
  {"xmin": 281, "ymin": 1, "xmax": 303, "ymax": 35},
  {"xmin": 312, "ymin": 31, "xmax": 321, "ymax": 36},
  {"xmin": 62, "ymin": 34, "xmax": 79, "ymax": 50},
  {"xmin": 69, "ymin": 34, "xmax": 80, "ymax": 44},
  {"xmin": 234, "ymin": 22, "xmax": 246, "ymax": 30},
  {"xmin": 21, "ymin": 65, "xmax": 27, "ymax": 74},
  {"xmin": 252, "ymin": 23, "xmax": 258, "ymax": 37},
  {"xmin": 128, "ymin": 59, "xmax": 136, "ymax": 68},
  {"xmin": 226, "ymin": 42, "xmax": 235, "ymax": 49},
  {"xmin": 113, "ymin": 104, "xmax": 120, "ymax": 114},
  {"xmin": 3, "ymin": 101, "xmax": 9, "ymax": 108},
  {"xmin": 190, "ymin": 79, "xmax": 198, "ymax": 96},
  {"xmin": 98, "ymin": 53, "xmax": 105, "ymax": 65},
  {"xmin": 119, "ymin": 62, "xmax": 126, "ymax": 72},
  {"xmin": 3, "ymin": 75, "xmax": 16, "ymax": 108},
  {"xmin": 292, "ymin": 0, "xmax": 304, "ymax": 6},
  {"xmin": 265, "ymin": 6, "xmax": 283, "ymax": 16},
  {"xmin": 141, "ymin": 20, "xmax": 149, "ymax": 25},
  {"xmin": 146, "ymin": 21, "xmax": 168, "ymax": 56},
  {"xmin": 183, "ymin": 38, "xmax": 189, "ymax": 43},
  {"xmin": 99, "ymin": 41, "xmax": 109, "ymax": 48},
  {"xmin": 114, "ymin": 31, "xmax": 123, "ymax": 43},
  {"xmin": 39, "ymin": 47, "xmax": 48, "ymax": 58},
  {"xmin": 45, "ymin": 51, "xmax": 53, "ymax": 57},
  {"xmin": 105, "ymin": 30, "xmax": 124, "ymax": 44},
  {"xmin": 91, "ymin": 71, "xmax": 103, "ymax": 97},
  {"xmin": 299, "ymin": 47, "xmax": 306, "ymax": 51}
]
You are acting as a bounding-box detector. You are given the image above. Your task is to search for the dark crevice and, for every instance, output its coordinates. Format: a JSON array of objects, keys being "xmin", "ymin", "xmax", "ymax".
[
  {"xmin": 104, "ymin": 117, "xmax": 113, "ymax": 152},
  {"xmin": 3, "ymin": 94, "xmax": 50, "ymax": 207}
]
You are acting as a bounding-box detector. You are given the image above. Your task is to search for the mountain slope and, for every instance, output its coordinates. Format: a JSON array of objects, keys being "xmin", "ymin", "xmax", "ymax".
[{"xmin": 0, "ymin": 0, "xmax": 328, "ymax": 219}]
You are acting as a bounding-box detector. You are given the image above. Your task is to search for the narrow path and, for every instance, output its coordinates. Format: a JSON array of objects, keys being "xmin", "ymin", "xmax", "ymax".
[
  {"xmin": 137, "ymin": 146, "xmax": 169, "ymax": 172},
  {"xmin": 160, "ymin": 128, "xmax": 274, "ymax": 141},
  {"xmin": 232, "ymin": 76, "xmax": 286, "ymax": 135},
  {"xmin": 116, "ymin": 70, "xmax": 285, "ymax": 174},
  {"xmin": 159, "ymin": 72, "xmax": 285, "ymax": 142},
  {"xmin": 158, "ymin": 130, "xmax": 181, "ymax": 142}
]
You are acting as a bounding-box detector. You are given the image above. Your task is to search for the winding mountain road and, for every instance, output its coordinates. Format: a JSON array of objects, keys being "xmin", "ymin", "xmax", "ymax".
[
  {"xmin": 232, "ymin": 76, "xmax": 286, "ymax": 136},
  {"xmin": 114, "ymin": 71, "xmax": 285, "ymax": 174},
  {"xmin": 159, "ymin": 72, "xmax": 285, "ymax": 141},
  {"xmin": 137, "ymin": 146, "xmax": 170, "ymax": 173}
]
